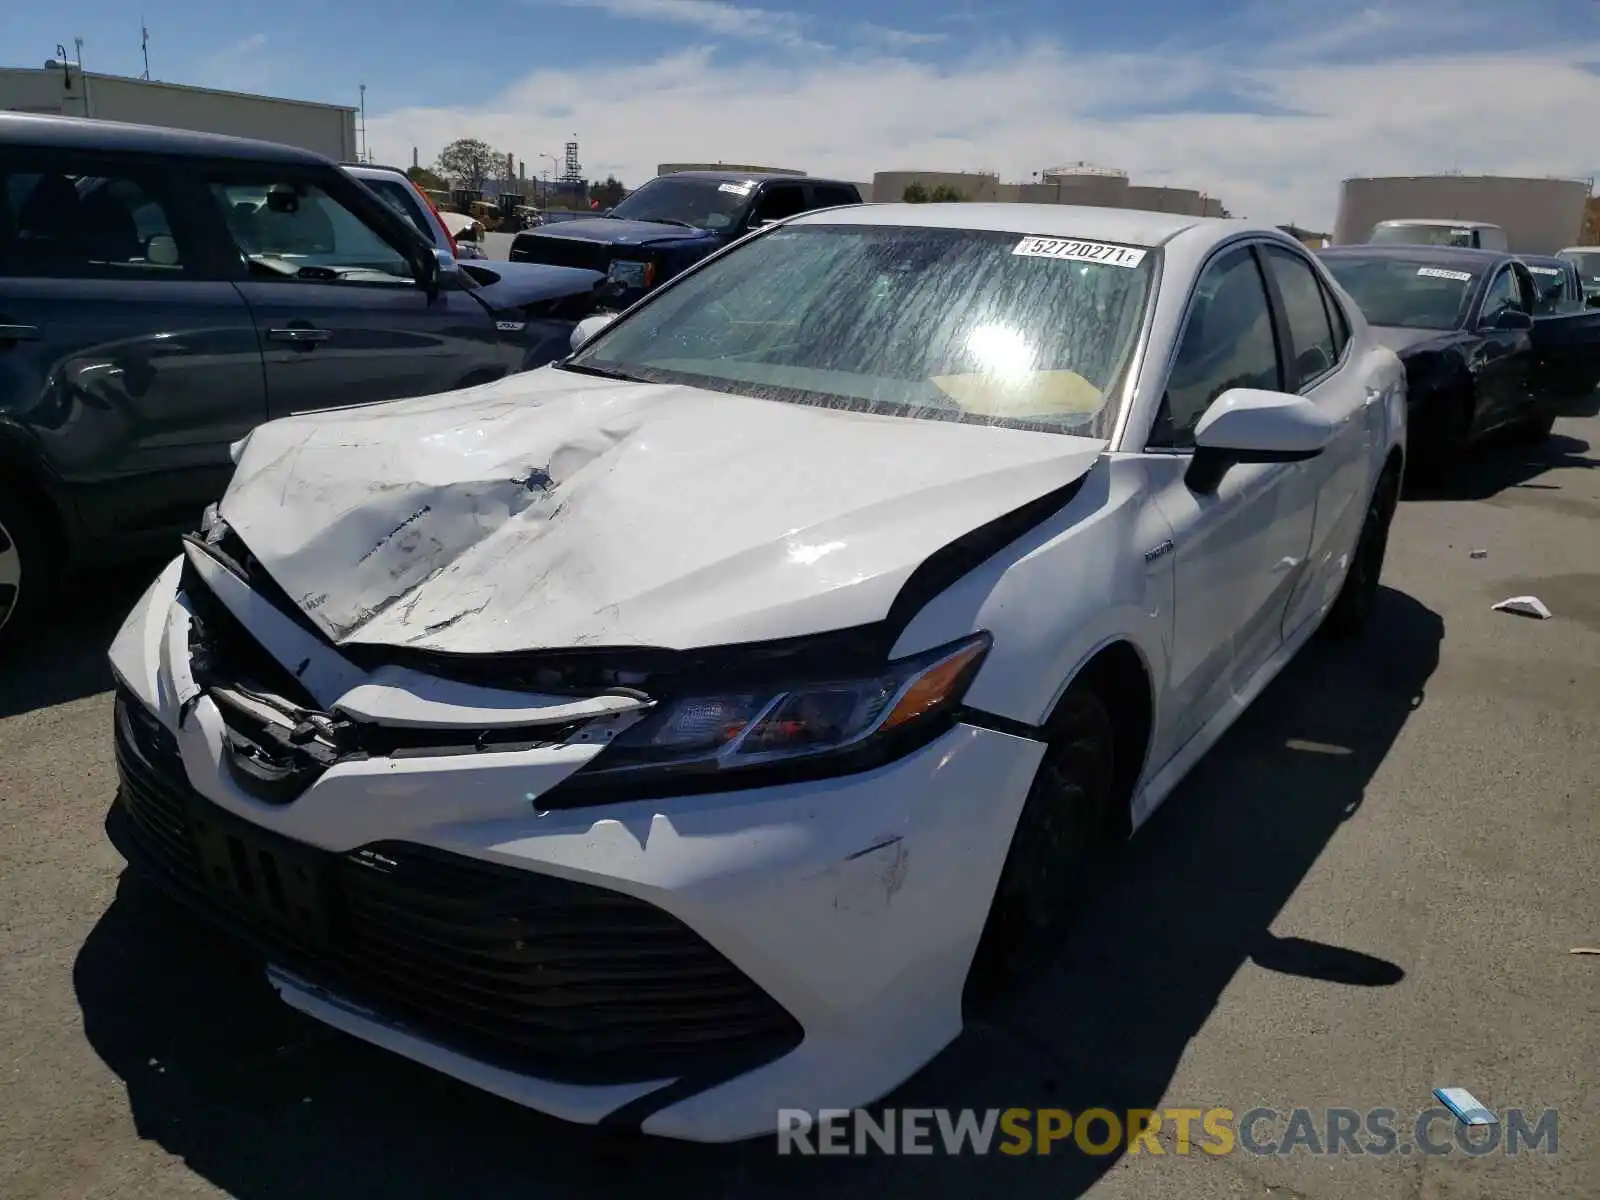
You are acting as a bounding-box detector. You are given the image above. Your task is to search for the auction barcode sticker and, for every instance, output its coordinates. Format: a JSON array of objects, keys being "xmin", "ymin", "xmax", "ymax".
[
  {"xmin": 1417, "ymin": 267, "xmax": 1472, "ymax": 281},
  {"xmin": 1014, "ymin": 236, "xmax": 1147, "ymax": 268},
  {"xmin": 1527, "ymin": 266, "xmax": 1562, "ymax": 276}
]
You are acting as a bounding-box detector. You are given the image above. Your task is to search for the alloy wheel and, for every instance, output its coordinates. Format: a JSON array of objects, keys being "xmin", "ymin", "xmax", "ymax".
[{"xmin": 0, "ymin": 517, "xmax": 20, "ymax": 636}]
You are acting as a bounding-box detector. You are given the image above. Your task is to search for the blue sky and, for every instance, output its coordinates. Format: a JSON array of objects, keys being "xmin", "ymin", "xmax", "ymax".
[{"xmin": 6, "ymin": 0, "xmax": 1600, "ymax": 223}]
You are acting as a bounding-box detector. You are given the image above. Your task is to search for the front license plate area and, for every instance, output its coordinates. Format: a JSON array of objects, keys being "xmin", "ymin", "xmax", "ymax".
[{"xmin": 188, "ymin": 801, "xmax": 331, "ymax": 947}]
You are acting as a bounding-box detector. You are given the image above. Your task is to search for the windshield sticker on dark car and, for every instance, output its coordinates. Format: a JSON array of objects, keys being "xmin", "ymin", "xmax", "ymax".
[
  {"xmin": 1417, "ymin": 267, "xmax": 1472, "ymax": 282},
  {"xmin": 1527, "ymin": 266, "xmax": 1562, "ymax": 276},
  {"xmin": 718, "ymin": 182, "xmax": 754, "ymax": 196},
  {"xmin": 1012, "ymin": 236, "xmax": 1147, "ymax": 267}
]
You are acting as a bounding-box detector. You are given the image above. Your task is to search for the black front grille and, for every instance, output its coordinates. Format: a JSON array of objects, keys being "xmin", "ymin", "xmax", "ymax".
[
  {"xmin": 112, "ymin": 688, "xmax": 803, "ymax": 1084},
  {"xmin": 510, "ymin": 232, "xmax": 612, "ymax": 273}
]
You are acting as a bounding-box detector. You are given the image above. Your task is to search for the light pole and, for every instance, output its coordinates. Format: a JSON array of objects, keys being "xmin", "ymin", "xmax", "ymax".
[
  {"xmin": 539, "ymin": 152, "xmax": 558, "ymax": 205},
  {"xmin": 358, "ymin": 83, "xmax": 367, "ymax": 163}
]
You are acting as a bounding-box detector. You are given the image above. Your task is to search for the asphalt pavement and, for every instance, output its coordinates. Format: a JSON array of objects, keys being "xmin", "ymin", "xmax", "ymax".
[{"xmin": 2, "ymin": 414, "xmax": 1597, "ymax": 1199}]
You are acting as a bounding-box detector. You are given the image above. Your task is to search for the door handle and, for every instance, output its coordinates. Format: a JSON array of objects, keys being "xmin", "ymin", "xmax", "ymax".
[
  {"xmin": 267, "ymin": 327, "xmax": 332, "ymax": 344},
  {"xmin": 0, "ymin": 324, "xmax": 41, "ymax": 343}
]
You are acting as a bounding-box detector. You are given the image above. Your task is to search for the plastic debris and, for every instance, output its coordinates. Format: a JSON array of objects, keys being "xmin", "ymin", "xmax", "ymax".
[
  {"xmin": 1434, "ymin": 1087, "xmax": 1497, "ymax": 1126},
  {"xmin": 1571, "ymin": 947, "xmax": 1599, "ymax": 956},
  {"xmin": 1469, "ymin": 549, "xmax": 1488, "ymax": 559},
  {"xmin": 1492, "ymin": 595, "xmax": 1552, "ymax": 619}
]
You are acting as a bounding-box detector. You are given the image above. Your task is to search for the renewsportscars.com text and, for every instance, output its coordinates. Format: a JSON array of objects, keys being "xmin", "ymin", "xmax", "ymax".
[{"xmin": 776, "ymin": 1106, "xmax": 1559, "ymax": 1157}]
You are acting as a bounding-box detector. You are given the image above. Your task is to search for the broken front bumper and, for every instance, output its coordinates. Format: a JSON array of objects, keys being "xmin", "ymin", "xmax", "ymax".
[{"xmin": 106, "ymin": 557, "xmax": 1045, "ymax": 1142}]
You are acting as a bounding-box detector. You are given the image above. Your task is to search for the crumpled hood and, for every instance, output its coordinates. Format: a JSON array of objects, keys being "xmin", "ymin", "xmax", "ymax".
[
  {"xmin": 218, "ymin": 370, "xmax": 1106, "ymax": 655},
  {"xmin": 523, "ymin": 218, "xmax": 716, "ymax": 247},
  {"xmin": 461, "ymin": 261, "xmax": 604, "ymax": 311}
]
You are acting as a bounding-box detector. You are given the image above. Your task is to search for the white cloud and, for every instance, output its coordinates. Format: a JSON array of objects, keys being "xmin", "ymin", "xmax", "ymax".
[
  {"xmin": 548, "ymin": 0, "xmax": 814, "ymax": 45},
  {"xmin": 197, "ymin": 34, "xmax": 274, "ymax": 94},
  {"xmin": 855, "ymin": 23, "xmax": 947, "ymax": 50},
  {"xmin": 367, "ymin": 28, "xmax": 1600, "ymax": 227}
]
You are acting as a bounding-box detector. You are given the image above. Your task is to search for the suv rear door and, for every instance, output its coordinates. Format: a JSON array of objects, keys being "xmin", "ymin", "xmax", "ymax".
[
  {"xmin": 0, "ymin": 143, "xmax": 267, "ymax": 553},
  {"xmin": 194, "ymin": 161, "xmax": 505, "ymax": 419}
]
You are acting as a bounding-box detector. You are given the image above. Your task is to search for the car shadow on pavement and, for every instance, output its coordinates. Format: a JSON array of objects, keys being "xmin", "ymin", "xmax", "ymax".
[
  {"xmin": 71, "ymin": 585, "xmax": 1441, "ymax": 1200},
  {"xmin": 1403, "ymin": 430, "xmax": 1596, "ymax": 503},
  {"xmin": 0, "ymin": 566, "xmax": 154, "ymax": 720}
]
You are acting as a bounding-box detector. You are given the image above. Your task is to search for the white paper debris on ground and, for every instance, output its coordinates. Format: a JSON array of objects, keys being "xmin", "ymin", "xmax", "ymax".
[
  {"xmin": 1469, "ymin": 549, "xmax": 1487, "ymax": 559},
  {"xmin": 1571, "ymin": 947, "xmax": 1600, "ymax": 955},
  {"xmin": 1492, "ymin": 595, "xmax": 1552, "ymax": 619}
]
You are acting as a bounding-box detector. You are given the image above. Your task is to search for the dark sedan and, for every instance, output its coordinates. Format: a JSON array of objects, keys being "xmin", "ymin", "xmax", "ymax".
[{"xmin": 1318, "ymin": 245, "xmax": 1600, "ymax": 480}]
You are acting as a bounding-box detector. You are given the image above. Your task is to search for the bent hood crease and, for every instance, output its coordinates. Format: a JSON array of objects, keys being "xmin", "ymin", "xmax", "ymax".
[{"xmin": 219, "ymin": 369, "xmax": 1106, "ymax": 655}]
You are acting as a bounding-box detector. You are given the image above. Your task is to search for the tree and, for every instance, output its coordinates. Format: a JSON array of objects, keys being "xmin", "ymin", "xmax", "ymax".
[
  {"xmin": 435, "ymin": 138, "xmax": 499, "ymax": 191},
  {"xmin": 590, "ymin": 174, "xmax": 627, "ymax": 209},
  {"xmin": 407, "ymin": 165, "xmax": 446, "ymax": 192},
  {"xmin": 903, "ymin": 181, "xmax": 966, "ymax": 203}
]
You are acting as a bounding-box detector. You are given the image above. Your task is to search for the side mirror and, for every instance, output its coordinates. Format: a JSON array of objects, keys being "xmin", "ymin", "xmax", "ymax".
[
  {"xmin": 570, "ymin": 312, "xmax": 618, "ymax": 353},
  {"xmin": 1187, "ymin": 388, "xmax": 1335, "ymax": 494},
  {"xmin": 1586, "ymin": 293, "xmax": 1600, "ymax": 310},
  {"xmin": 1484, "ymin": 307, "xmax": 1533, "ymax": 332}
]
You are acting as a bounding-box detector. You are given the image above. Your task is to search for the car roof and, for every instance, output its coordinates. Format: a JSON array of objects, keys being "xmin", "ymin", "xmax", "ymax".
[
  {"xmin": 0, "ymin": 111, "xmax": 329, "ymax": 164},
  {"xmin": 787, "ymin": 202, "xmax": 1259, "ymax": 249},
  {"xmin": 1375, "ymin": 218, "xmax": 1502, "ymax": 229},
  {"xmin": 656, "ymin": 170, "xmax": 858, "ymax": 188},
  {"xmin": 1560, "ymin": 245, "xmax": 1600, "ymax": 254},
  {"xmin": 1319, "ymin": 243, "xmax": 1512, "ymax": 272},
  {"xmin": 342, "ymin": 163, "xmax": 411, "ymax": 178},
  {"xmin": 1519, "ymin": 254, "xmax": 1566, "ymax": 267}
]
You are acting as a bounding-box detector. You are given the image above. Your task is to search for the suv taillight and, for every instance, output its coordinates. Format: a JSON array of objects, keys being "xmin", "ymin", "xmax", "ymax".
[{"xmin": 418, "ymin": 187, "xmax": 458, "ymax": 257}]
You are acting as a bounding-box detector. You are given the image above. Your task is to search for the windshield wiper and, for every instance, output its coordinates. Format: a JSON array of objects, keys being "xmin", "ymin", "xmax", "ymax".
[
  {"xmin": 557, "ymin": 362, "xmax": 650, "ymax": 383},
  {"xmin": 635, "ymin": 217, "xmax": 696, "ymax": 229}
]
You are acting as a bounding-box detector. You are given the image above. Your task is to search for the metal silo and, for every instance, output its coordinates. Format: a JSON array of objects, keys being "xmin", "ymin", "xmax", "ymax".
[{"xmin": 1333, "ymin": 175, "xmax": 1593, "ymax": 254}]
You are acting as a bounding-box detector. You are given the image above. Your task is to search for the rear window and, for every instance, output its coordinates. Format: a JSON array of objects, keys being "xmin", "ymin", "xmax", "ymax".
[
  {"xmin": 362, "ymin": 177, "xmax": 436, "ymax": 244},
  {"xmin": 1369, "ymin": 222, "xmax": 1482, "ymax": 249},
  {"xmin": 1321, "ymin": 255, "xmax": 1481, "ymax": 330}
]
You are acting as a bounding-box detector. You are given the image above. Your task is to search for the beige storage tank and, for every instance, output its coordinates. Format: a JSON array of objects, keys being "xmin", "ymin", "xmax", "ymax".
[
  {"xmin": 1334, "ymin": 175, "xmax": 1593, "ymax": 255},
  {"xmin": 1126, "ymin": 185, "xmax": 1203, "ymax": 215},
  {"xmin": 871, "ymin": 170, "xmax": 1002, "ymax": 202},
  {"xmin": 1041, "ymin": 164, "xmax": 1130, "ymax": 208}
]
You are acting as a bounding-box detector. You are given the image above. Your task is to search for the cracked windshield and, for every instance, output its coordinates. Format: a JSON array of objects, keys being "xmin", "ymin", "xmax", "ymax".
[{"xmin": 569, "ymin": 224, "xmax": 1153, "ymax": 436}]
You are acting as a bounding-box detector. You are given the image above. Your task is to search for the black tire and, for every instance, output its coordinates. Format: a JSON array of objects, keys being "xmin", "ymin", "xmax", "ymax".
[
  {"xmin": 1511, "ymin": 409, "xmax": 1557, "ymax": 444},
  {"xmin": 965, "ymin": 684, "xmax": 1118, "ymax": 1010},
  {"xmin": 1320, "ymin": 466, "xmax": 1399, "ymax": 640},
  {"xmin": 1409, "ymin": 393, "xmax": 1471, "ymax": 486},
  {"xmin": 0, "ymin": 492, "xmax": 54, "ymax": 659}
]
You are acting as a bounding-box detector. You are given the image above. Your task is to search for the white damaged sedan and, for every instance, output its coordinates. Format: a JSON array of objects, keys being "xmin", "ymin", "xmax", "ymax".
[{"xmin": 108, "ymin": 203, "xmax": 1406, "ymax": 1142}]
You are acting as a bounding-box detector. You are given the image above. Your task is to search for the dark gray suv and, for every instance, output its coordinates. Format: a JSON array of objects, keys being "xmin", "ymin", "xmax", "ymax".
[{"xmin": 0, "ymin": 114, "xmax": 605, "ymax": 653}]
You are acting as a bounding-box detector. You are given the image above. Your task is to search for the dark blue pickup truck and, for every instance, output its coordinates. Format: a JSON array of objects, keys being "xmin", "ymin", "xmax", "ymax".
[{"xmin": 507, "ymin": 171, "xmax": 863, "ymax": 308}]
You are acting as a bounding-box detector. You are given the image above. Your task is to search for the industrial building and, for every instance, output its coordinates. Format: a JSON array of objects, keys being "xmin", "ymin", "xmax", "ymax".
[
  {"xmin": 1333, "ymin": 175, "xmax": 1593, "ymax": 255},
  {"xmin": 0, "ymin": 64, "xmax": 358, "ymax": 161},
  {"xmin": 869, "ymin": 164, "xmax": 1229, "ymax": 216}
]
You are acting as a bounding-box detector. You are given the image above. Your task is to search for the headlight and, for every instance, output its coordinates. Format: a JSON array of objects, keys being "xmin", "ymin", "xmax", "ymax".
[
  {"xmin": 567, "ymin": 633, "xmax": 991, "ymax": 792},
  {"xmin": 606, "ymin": 258, "xmax": 655, "ymax": 289}
]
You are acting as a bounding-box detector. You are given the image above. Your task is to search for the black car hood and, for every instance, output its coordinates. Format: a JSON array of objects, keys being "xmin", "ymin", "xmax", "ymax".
[
  {"xmin": 523, "ymin": 218, "xmax": 719, "ymax": 248},
  {"xmin": 460, "ymin": 261, "xmax": 605, "ymax": 310}
]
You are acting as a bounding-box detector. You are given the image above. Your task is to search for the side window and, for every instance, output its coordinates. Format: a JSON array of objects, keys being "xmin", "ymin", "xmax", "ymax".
[
  {"xmin": 750, "ymin": 184, "xmax": 807, "ymax": 224},
  {"xmin": 1262, "ymin": 246, "xmax": 1338, "ymax": 387},
  {"xmin": 808, "ymin": 184, "xmax": 860, "ymax": 209},
  {"xmin": 0, "ymin": 155, "xmax": 190, "ymax": 278},
  {"xmin": 205, "ymin": 172, "xmax": 414, "ymax": 284},
  {"xmin": 1527, "ymin": 267, "xmax": 1567, "ymax": 315},
  {"xmin": 1480, "ymin": 268, "xmax": 1519, "ymax": 319},
  {"xmin": 1321, "ymin": 278, "xmax": 1351, "ymax": 358},
  {"xmin": 1149, "ymin": 245, "xmax": 1282, "ymax": 449}
]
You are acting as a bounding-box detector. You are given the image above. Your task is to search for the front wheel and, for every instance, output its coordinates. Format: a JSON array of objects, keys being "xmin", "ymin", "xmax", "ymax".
[
  {"xmin": 1511, "ymin": 409, "xmax": 1556, "ymax": 444},
  {"xmin": 0, "ymin": 493, "xmax": 53, "ymax": 659},
  {"xmin": 966, "ymin": 683, "xmax": 1117, "ymax": 1010},
  {"xmin": 1320, "ymin": 466, "xmax": 1399, "ymax": 640}
]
